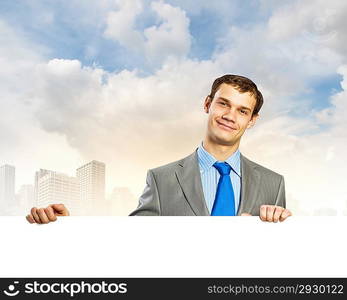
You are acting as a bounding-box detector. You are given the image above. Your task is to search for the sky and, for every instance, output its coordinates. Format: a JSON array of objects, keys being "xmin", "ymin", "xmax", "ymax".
[{"xmin": 1, "ymin": 0, "xmax": 347, "ymax": 215}]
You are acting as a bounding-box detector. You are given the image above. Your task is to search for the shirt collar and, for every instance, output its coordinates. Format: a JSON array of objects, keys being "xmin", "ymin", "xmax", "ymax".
[{"xmin": 197, "ymin": 142, "xmax": 241, "ymax": 177}]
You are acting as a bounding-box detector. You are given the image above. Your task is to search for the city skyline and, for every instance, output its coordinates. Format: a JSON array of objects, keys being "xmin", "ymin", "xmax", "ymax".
[{"xmin": 0, "ymin": 160, "xmax": 137, "ymax": 216}]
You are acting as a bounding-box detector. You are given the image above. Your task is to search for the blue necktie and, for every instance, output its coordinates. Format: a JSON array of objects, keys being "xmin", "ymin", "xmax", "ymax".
[{"xmin": 211, "ymin": 162, "xmax": 236, "ymax": 216}]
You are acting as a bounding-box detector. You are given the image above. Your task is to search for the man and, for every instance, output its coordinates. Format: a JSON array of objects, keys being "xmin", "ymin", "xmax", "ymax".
[{"xmin": 26, "ymin": 75, "xmax": 292, "ymax": 223}]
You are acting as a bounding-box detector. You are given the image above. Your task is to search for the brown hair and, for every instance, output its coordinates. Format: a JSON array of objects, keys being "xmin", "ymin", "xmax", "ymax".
[{"xmin": 209, "ymin": 74, "xmax": 263, "ymax": 115}]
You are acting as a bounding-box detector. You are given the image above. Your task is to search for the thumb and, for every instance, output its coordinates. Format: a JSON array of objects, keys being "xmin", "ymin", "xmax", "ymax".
[
  {"xmin": 241, "ymin": 213, "xmax": 252, "ymax": 216},
  {"xmin": 50, "ymin": 204, "xmax": 70, "ymax": 216}
]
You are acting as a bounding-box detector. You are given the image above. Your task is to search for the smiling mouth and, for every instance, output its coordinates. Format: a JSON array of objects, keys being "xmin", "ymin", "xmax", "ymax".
[{"xmin": 216, "ymin": 120, "xmax": 237, "ymax": 131}]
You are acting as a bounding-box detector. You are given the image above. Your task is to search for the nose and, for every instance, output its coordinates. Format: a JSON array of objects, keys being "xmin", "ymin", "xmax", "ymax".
[{"xmin": 222, "ymin": 107, "xmax": 237, "ymax": 123}]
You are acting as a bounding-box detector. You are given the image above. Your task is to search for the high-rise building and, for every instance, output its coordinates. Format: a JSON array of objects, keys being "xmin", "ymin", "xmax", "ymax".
[
  {"xmin": 36, "ymin": 171, "xmax": 79, "ymax": 214},
  {"xmin": 16, "ymin": 184, "xmax": 34, "ymax": 214},
  {"xmin": 76, "ymin": 160, "xmax": 105, "ymax": 214},
  {"xmin": 34, "ymin": 169, "xmax": 55, "ymax": 206},
  {"xmin": 0, "ymin": 164, "xmax": 15, "ymax": 214}
]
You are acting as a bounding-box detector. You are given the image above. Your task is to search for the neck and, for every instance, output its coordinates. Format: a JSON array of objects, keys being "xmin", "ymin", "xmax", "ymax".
[{"xmin": 202, "ymin": 137, "xmax": 239, "ymax": 161}]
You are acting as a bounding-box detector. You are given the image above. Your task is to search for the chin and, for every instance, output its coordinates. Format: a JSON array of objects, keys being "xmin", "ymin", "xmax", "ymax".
[
  {"xmin": 214, "ymin": 135, "xmax": 237, "ymax": 146},
  {"xmin": 208, "ymin": 126, "xmax": 239, "ymax": 146}
]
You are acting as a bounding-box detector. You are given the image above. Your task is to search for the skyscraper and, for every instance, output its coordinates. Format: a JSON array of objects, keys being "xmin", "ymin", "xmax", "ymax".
[
  {"xmin": 16, "ymin": 184, "xmax": 34, "ymax": 214},
  {"xmin": 0, "ymin": 164, "xmax": 15, "ymax": 214},
  {"xmin": 34, "ymin": 169, "xmax": 55, "ymax": 205},
  {"xmin": 76, "ymin": 160, "xmax": 105, "ymax": 214},
  {"xmin": 36, "ymin": 170, "xmax": 79, "ymax": 214}
]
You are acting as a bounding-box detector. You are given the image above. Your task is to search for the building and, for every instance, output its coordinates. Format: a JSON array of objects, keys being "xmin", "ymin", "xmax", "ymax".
[
  {"xmin": 34, "ymin": 169, "xmax": 55, "ymax": 206},
  {"xmin": 76, "ymin": 160, "xmax": 105, "ymax": 215},
  {"xmin": 36, "ymin": 171, "xmax": 79, "ymax": 214},
  {"xmin": 32, "ymin": 161, "xmax": 106, "ymax": 216},
  {"xmin": 0, "ymin": 164, "xmax": 15, "ymax": 214},
  {"xmin": 16, "ymin": 184, "xmax": 34, "ymax": 214}
]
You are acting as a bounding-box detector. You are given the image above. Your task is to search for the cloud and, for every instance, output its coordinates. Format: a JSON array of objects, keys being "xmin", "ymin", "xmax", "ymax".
[
  {"xmin": 0, "ymin": 20, "xmax": 44, "ymax": 94},
  {"xmin": 103, "ymin": 0, "xmax": 144, "ymax": 52},
  {"xmin": 104, "ymin": 0, "xmax": 191, "ymax": 66},
  {"xmin": 267, "ymin": 0, "xmax": 347, "ymax": 59},
  {"xmin": 143, "ymin": 1, "xmax": 191, "ymax": 63},
  {"xmin": 317, "ymin": 65, "xmax": 347, "ymax": 129}
]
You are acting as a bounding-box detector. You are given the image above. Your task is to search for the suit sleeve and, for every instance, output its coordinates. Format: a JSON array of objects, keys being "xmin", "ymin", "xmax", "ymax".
[
  {"xmin": 275, "ymin": 175, "xmax": 286, "ymax": 208},
  {"xmin": 129, "ymin": 170, "xmax": 161, "ymax": 216}
]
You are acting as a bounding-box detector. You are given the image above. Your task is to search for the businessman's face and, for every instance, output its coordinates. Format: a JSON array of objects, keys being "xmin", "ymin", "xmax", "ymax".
[{"xmin": 204, "ymin": 83, "xmax": 258, "ymax": 146}]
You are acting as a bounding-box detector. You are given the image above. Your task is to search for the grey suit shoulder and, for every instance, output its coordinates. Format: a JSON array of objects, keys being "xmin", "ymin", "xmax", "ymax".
[{"xmin": 130, "ymin": 150, "xmax": 286, "ymax": 216}]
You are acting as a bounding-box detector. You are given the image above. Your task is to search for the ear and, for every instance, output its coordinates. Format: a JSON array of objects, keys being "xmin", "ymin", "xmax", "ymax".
[
  {"xmin": 246, "ymin": 113, "xmax": 259, "ymax": 129},
  {"xmin": 204, "ymin": 96, "xmax": 212, "ymax": 113}
]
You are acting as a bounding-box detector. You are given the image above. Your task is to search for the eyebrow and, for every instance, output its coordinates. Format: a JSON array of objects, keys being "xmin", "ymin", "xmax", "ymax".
[{"xmin": 217, "ymin": 97, "xmax": 252, "ymax": 112}]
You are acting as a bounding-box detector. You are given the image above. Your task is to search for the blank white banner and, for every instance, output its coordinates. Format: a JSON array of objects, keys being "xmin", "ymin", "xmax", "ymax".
[{"xmin": 0, "ymin": 216, "xmax": 346, "ymax": 277}]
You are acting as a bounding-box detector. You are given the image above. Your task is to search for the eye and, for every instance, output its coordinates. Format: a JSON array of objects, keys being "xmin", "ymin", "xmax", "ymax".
[
  {"xmin": 218, "ymin": 101, "xmax": 227, "ymax": 106},
  {"xmin": 240, "ymin": 109, "xmax": 248, "ymax": 115}
]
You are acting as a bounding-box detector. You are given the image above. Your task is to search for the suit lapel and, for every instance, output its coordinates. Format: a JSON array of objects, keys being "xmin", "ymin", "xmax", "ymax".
[
  {"xmin": 175, "ymin": 151, "xmax": 210, "ymax": 216},
  {"xmin": 237, "ymin": 154, "xmax": 261, "ymax": 215}
]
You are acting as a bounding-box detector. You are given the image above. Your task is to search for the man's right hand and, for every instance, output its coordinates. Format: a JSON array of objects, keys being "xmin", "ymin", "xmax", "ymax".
[{"xmin": 26, "ymin": 204, "xmax": 70, "ymax": 224}]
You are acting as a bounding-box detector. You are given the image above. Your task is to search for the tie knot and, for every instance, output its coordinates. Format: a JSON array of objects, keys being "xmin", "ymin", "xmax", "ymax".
[{"xmin": 213, "ymin": 162, "xmax": 232, "ymax": 176}]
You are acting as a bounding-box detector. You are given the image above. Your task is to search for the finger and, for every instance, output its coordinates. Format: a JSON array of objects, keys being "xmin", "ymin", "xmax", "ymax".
[
  {"xmin": 266, "ymin": 205, "xmax": 276, "ymax": 222},
  {"xmin": 280, "ymin": 209, "xmax": 292, "ymax": 222},
  {"xmin": 44, "ymin": 206, "xmax": 57, "ymax": 222},
  {"xmin": 31, "ymin": 207, "xmax": 41, "ymax": 224},
  {"xmin": 273, "ymin": 206, "xmax": 284, "ymax": 223},
  {"xmin": 241, "ymin": 213, "xmax": 252, "ymax": 216},
  {"xmin": 26, "ymin": 214, "xmax": 35, "ymax": 224},
  {"xmin": 51, "ymin": 204, "xmax": 69, "ymax": 216},
  {"xmin": 37, "ymin": 208, "xmax": 50, "ymax": 224},
  {"xmin": 259, "ymin": 205, "xmax": 267, "ymax": 221}
]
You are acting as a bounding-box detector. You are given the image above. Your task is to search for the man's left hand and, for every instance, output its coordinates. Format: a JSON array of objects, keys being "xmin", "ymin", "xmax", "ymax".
[
  {"xmin": 260, "ymin": 205, "xmax": 292, "ymax": 222},
  {"xmin": 241, "ymin": 205, "xmax": 292, "ymax": 222}
]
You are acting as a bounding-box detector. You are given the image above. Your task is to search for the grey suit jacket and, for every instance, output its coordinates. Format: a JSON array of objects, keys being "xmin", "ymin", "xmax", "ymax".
[{"xmin": 130, "ymin": 150, "xmax": 286, "ymax": 216}]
